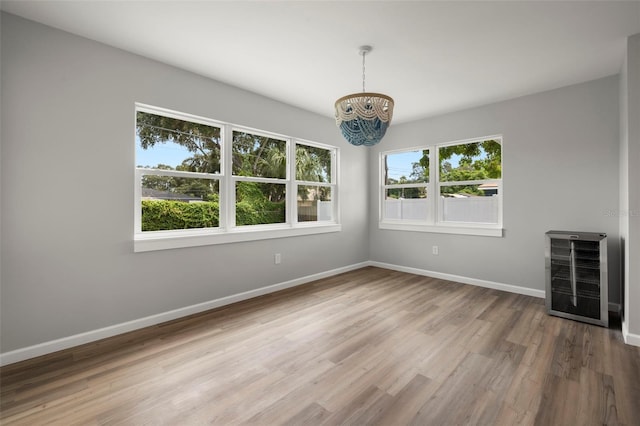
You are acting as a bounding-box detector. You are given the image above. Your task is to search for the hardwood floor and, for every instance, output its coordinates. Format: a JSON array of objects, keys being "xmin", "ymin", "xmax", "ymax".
[{"xmin": 1, "ymin": 266, "xmax": 639, "ymax": 425}]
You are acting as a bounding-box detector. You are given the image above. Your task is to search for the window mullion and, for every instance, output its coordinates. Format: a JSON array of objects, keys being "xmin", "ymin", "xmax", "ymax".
[
  {"xmin": 498, "ymin": 180, "xmax": 503, "ymax": 227},
  {"xmin": 297, "ymin": 181, "xmax": 333, "ymax": 187},
  {"xmin": 439, "ymin": 178, "xmax": 500, "ymax": 187},
  {"xmin": 136, "ymin": 168, "xmax": 220, "ymax": 179},
  {"xmin": 333, "ymin": 148, "xmax": 339, "ymax": 224},
  {"xmin": 234, "ymin": 176, "xmax": 287, "ymax": 184},
  {"xmin": 384, "ymin": 183, "xmax": 429, "ymax": 190},
  {"xmin": 134, "ymin": 169, "xmax": 142, "ymax": 234},
  {"xmin": 379, "ymin": 152, "xmax": 385, "ymax": 222},
  {"xmin": 288, "ymin": 139, "xmax": 295, "ymax": 226},
  {"xmin": 223, "ymin": 124, "xmax": 234, "ymax": 230},
  {"xmin": 430, "ymin": 147, "xmax": 438, "ymax": 224}
]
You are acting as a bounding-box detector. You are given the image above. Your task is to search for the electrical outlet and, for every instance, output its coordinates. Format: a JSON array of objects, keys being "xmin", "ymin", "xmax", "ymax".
[
  {"xmin": 432, "ymin": 245, "xmax": 439, "ymax": 255},
  {"xmin": 274, "ymin": 253, "xmax": 281, "ymax": 264}
]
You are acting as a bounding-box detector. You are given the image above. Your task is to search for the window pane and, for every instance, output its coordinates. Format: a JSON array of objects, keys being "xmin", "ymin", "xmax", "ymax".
[
  {"xmin": 136, "ymin": 111, "xmax": 221, "ymax": 174},
  {"xmin": 236, "ymin": 181, "xmax": 286, "ymax": 226},
  {"xmin": 297, "ymin": 185, "xmax": 332, "ymax": 222},
  {"xmin": 439, "ymin": 139, "xmax": 501, "ymax": 182},
  {"xmin": 384, "ymin": 150, "xmax": 428, "ymax": 185},
  {"xmin": 232, "ymin": 131, "xmax": 287, "ymax": 178},
  {"xmin": 141, "ymin": 176, "xmax": 219, "ymax": 231},
  {"xmin": 384, "ymin": 188, "xmax": 428, "ymax": 220},
  {"xmin": 296, "ymin": 144, "xmax": 331, "ymax": 182},
  {"xmin": 440, "ymin": 184, "xmax": 499, "ymax": 224}
]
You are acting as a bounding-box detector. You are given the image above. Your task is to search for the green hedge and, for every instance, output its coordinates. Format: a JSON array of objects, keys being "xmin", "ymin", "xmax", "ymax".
[
  {"xmin": 141, "ymin": 200, "xmax": 219, "ymax": 231},
  {"xmin": 141, "ymin": 199, "xmax": 285, "ymax": 231},
  {"xmin": 236, "ymin": 200, "xmax": 285, "ymax": 226}
]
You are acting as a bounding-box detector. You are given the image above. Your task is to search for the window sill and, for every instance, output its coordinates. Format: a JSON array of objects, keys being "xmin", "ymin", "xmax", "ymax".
[
  {"xmin": 379, "ymin": 221, "xmax": 503, "ymax": 237},
  {"xmin": 134, "ymin": 223, "xmax": 342, "ymax": 252}
]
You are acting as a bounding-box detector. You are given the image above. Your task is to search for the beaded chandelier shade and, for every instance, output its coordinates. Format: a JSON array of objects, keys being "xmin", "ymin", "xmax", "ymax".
[{"xmin": 335, "ymin": 46, "xmax": 394, "ymax": 147}]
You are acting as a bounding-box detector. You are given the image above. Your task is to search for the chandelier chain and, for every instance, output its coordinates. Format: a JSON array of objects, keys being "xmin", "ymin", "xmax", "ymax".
[{"xmin": 362, "ymin": 50, "xmax": 366, "ymax": 92}]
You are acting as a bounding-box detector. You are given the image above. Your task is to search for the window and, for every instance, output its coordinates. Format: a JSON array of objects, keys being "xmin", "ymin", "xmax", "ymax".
[
  {"xmin": 135, "ymin": 104, "xmax": 339, "ymax": 251},
  {"xmin": 296, "ymin": 143, "xmax": 334, "ymax": 223},
  {"xmin": 383, "ymin": 149, "xmax": 430, "ymax": 222},
  {"xmin": 136, "ymin": 110, "xmax": 222, "ymax": 233},
  {"xmin": 232, "ymin": 130, "xmax": 288, "ymax": 226},
  {"xmin": 380, "ymin": 136, "xmax": 502, "ymax": 236}
]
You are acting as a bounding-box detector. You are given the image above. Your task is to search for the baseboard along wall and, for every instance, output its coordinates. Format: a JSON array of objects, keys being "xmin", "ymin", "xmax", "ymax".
[{"xmin": 1, "ymin": 261, "xmax": 635, "ymax": 366}]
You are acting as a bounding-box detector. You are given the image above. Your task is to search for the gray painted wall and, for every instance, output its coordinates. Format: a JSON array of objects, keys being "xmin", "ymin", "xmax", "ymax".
[
  {"xmin": 0, "ymin": 12, "xmax": 633, "ymax": 357},
  {"xmin": 619, "ymin": 37, "xmax": 628, "ymax": 328},
  {"xmin": 620, "ymin": 33, "xmax": 640, "ymax": 338},
  {"xmin": 0, "ymin": 13, "xmax": 368, "ymax": 353},
  {"xmin": 369, "ymin": 76, "xmax": 621, "ymax": 302}
]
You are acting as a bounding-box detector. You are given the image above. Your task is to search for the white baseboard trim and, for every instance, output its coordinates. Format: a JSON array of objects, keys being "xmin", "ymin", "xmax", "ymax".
[
  {"xmin": 368, "ymin": 261, "xmax": 546, "ymax": 299},
  {"xmin": 622, "ymin": 319, "xmax": 640, "ymax": 347},
  {"xmin": 0, "ymin": 261, "xmax": 369, "ymax": 367},
  {"xmin": 1, "ymin": 260, "xmax": 630, "ymax": 366}
]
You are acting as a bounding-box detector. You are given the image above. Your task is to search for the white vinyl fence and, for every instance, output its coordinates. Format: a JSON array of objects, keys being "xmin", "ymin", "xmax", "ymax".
[
  {"xmin": 298, "ymin": 200, "xmax": 333, "ymax": 221},
  {"xmin": 384, "ymin": 196, "xmax": 499, "ymax": 224},
  {"xmin": 441, "ymin": 196, "xmax": 499, "ymax": 223},
  {"xmin": 318, "ymin": 200, "xmax": 332, "ymax": 221},
  {"xmin": 384, "ymin": 198, "xmax": 428, "ymax": 221}
]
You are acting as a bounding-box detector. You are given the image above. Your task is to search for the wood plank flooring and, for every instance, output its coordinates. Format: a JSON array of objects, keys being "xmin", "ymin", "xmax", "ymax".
[{"xmin": 1, "ymin": 266, "xmax": 639, "ymax": 425}]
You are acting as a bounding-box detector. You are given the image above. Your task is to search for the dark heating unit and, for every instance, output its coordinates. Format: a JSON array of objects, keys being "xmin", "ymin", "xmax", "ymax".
[{"xmin": 545, "ymin": 231, "xmax": 608, "ymax": 327}]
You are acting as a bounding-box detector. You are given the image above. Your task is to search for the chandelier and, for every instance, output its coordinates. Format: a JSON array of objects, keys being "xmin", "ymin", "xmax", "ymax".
[{"xmin": 335, "ymin": 45, "xmax": 394, "ymax": 147}]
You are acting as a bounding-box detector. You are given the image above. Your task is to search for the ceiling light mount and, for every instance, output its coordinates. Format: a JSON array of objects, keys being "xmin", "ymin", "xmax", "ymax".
[{"xmin": 335, "ymin": 45, "xmax": 394, "ymax": 147}]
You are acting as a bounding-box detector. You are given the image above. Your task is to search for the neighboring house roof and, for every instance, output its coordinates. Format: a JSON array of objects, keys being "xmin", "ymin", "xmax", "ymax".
[
  {"xmin": 141, "ymin": 188, "xmax": 202, "ymax": 202},
  {"xmin": 478, "ymin": 183, "xmax": 498, "ymax": 189}
]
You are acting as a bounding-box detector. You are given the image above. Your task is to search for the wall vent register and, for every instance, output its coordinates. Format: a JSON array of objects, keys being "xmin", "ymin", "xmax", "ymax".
[{"xmin": 545, "ymin": 231, "xmax": 608, "ymax": 327}]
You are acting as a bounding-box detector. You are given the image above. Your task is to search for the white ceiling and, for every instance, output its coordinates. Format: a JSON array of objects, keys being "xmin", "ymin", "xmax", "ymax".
[{"xmin": 2, "ymin": 1, "xmax": 639, "ymax": 123}]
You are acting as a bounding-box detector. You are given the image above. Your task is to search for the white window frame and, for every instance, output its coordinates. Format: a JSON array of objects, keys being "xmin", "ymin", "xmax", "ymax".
[
  {"xmin": 134, "ymin": 104, "xmax": 340, "ymax": 252},
  {"xmin": 293, "ymin": 139, "xmax": 338, "ymax": 227},
  {"xmin": 379, "ymin": 135, "xmax": 503, "ymax": 237},
  {"xmin": 228, "ymin": 126, "xmax": 290, "ymax": 230}
]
